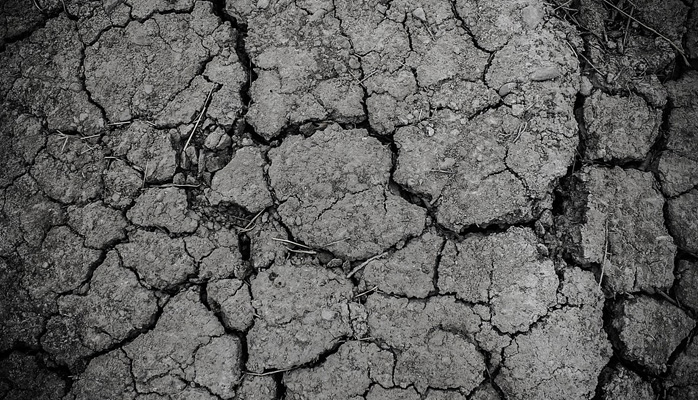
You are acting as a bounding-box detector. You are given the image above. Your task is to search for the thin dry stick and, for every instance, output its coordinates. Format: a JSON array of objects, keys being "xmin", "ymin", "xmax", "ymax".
[
  {"xmin": 285, "ymin": 247, "xmax": 317, "ymax": 255},
  {"xmin": 32, "ymin": 0, "xmax": 44, "ymax": 12},
  {"xmin": 622, "ymin": 6, "xmax": 634, "ymax": 51},
  {"xmin": 565, "ymin": 40, "xmax": 604, "ymax": 77},
  {"xmin": 108, "ymin": 121, "xmax": 132, "ymax": 126},
  {"xmin": 243, "ymin": 209, "xmax": 265, "ymax": 231},
  {"xmin": 322, "ymin": 237, "xmax": 349, "ymax": 247},
  {"xmin": 182, "ymin": 86, "xmax": 215, "ymax": 155},
  {"xmin": 601, "ymin": 0, "xmax": 690, "ymax": 66},
  {"xmin": 353, "ymin": 286, "xmax": 378, "ymax": 299},
  {"xmin": 243, "ymin": 367, "xmax": 296, "ymax": 377},
  {"xmin": 346, "ymin": 252, "xmax": 387, "ymax": 278},
  {"xmin": 272, "ymin": 237, "xmax": 312, "ymax": 250},
  {"xmin": 657, "ymin": 290, "xmax": 678, "ymax": 307},
  {"xmin": 598, "ymin": 219, "xmax": 609, "ymax": 288}
]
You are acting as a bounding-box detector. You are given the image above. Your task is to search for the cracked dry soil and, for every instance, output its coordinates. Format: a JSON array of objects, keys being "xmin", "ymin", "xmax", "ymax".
[{"xmin": 1, "ymin": 0, "xmax": 697, "ymax": 399}]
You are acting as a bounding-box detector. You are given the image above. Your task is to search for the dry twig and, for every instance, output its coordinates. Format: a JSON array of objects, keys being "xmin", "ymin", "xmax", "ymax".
[
  {"xmin": 346, "ymin": 252, "xmax": 388, "ymax": 278},
  {"xmin": 182, "ymin": 86, "xmax": 216, "ymax": 155}
]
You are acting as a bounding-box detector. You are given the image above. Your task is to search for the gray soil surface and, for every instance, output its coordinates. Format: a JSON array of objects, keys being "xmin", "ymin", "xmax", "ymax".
[{"xmin": 1, "ymin": 0, "xmax": 697, "ymax": 399}]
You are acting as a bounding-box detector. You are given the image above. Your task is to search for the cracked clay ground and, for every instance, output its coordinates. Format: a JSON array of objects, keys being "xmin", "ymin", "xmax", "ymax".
[{"xmin": 1, "ymin": 0, "xmax": 698, "ymax": 399}]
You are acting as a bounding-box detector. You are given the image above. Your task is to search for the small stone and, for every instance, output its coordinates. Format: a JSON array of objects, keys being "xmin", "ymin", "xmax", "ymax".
[
  {"xmin": 208, "ymin": 146, "xmax": 273, "ymax": 213},
  {"xmin": 530, "ymin": 66, "xmax": 561, "ymax": 81},
  {"xmin": 413, "ymin": 7, "xmax": 427, "ymax": 22},
  {"xmin": 498, "ymin": 82, "xmax": 517, "ymax": 97}
]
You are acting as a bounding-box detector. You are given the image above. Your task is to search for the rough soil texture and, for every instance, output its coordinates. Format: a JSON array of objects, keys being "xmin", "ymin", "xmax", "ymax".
[{"xmin": 1, "ymin": 0, "xmax": 697, "ymax": 399}]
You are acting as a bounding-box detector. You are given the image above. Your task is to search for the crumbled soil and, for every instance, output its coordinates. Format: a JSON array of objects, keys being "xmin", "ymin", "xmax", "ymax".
[{"xmin": 1, "ymin": 0, "xmax": 697, "ymax": 399}]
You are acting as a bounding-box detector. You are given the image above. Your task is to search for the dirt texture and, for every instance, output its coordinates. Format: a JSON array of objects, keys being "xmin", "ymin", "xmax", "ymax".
[{"xmin": 1, "ymin": 0, "xmax": 697, "ymax": 399}]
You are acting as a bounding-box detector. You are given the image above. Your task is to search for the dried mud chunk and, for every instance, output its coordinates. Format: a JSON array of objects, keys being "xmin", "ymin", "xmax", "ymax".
[
  {"xmin": 0, "ymin": 17, "xmax": 105, "ymax": 134},
  {"xmin": 0, "ymin": 110, "xmax": 44, "ymax": 188},
  {"xmin": 0, "ymin": 0, "xmax": 53, "ymax": 43},
  {"xmin": 558, "ymin": 166, "xmax": 676, "ymax": 294},
  {"xmin": 609, "ymin": 296, "xmax": 695, "ymax": 374},
  {"xmin": 245, "ymin": 3, "xmax": 363, "ymax": 139},
  {"xmin": 468, "ymin": 384, "xmax": 500, "ymax": 400},
  {"xmin": 68, "ymin": 202, "xmax": 128, "ymax": 249},
  {"xmin": 66, "ymin": 350, "xmax": 136, "ymax": 400},
  {"xmin": 123, "ymin": 288, "xmax": 238, "ymax": 396},
  {"xmin": 193, "ymin": 335, "xmax": 243, "ymax": 399},
  {"xmin": 396, "ymin": 104, "xmax": 575, "ymax": 230},
  {"xmin": 425, "ymin": 389, "xmax": 469, "ymax": 400},
  {"xmin": 0, "ymin": 352, "xmax": 66, "ymax": 400},
  {"xmin": 104, "ymin": 160, "xmax": 142, "ymax": 209},
  {"xmin": 583, "ymin": 92, "xmax": 661, "ymax": 162},
  {"xmin": 31, "ymin": 136, "xmax": 106, "ymax": 204},
  {"xmin": 207, "ymin": 279, "xmax": 254, "ymax": 332},
  {"xmin": 269, "ymin": 125, "xmax": 425, "ymax": 260},
  {"xmin": 395, "ymin": 329, "xmax": 485, "ymax": 392},
  {"xmin": 0, "ymin": 259, "xmax": 46, "ymax": 352},
  {"xmin": 439, "ymin": 227, "xmax": 558, "ymax": 333},
  {"xmin": 362, "ymin": 231, "xmax": 442, "ymax": 298},
  {"xmin": 248, "ymin": 214, "xmax": 289, "ymax": 270},
  {"xmin": 668, "ymin": 337, "xmax": 698, "ymax": 392},
  {"xmin": 108, "ymin": 122, "xmax": 177, "ymax": 183},
  {"xmin": 557, "ymin": 267, "xmax": 605, "ymax": 308},
  {"xmin": 85, "ymin": 2, "xmax": 241, "ymax": 125},
  {"xmin": 126, "ymin": 0, "xmax": 195, "ymax": 19},
  {"xmin": 366, "ymin": 386, "xmax": 420, "ymax": 400},
  {"xmin": 43, "ymin": 251, "xmax": 158, "ymax": 369},
  {"xmin": 676, "ymin": 260, "xmax": 698, "ymax": 313},
  {"xmin": 127, "ymin": 187, "xmax": 199, "ymax": 234},
  {"xmin": 185, "ymin": 226, "xmax": 247, "ymax": 280},
  {"xmin": 117, "ymin": 230, "xmax": 195, "ymax": 290},
  {"xmin": 600, "ymin": 365, "xmax": 654, "ymax": 400},
  {"xmin": 284, "ymin": 341, "xmax": 394, "ymax": 399},
  {"xmin": 658, "ymin": 72, "xmax": 698, "ymax": 197},
  {"xmin": 247, "ymin": 259, "xmax": 353, "ymax": 371},
  {"xmin": 208, "ymin": 146, "xmax": 273, "ymax": 213},
  {"xmin": 19, "ymin": 226, "xmax": 101, "ymax": 300},
  {"xmin": 496, "ymin": 307, "xmax": 612, "ymax": 400},
  {"xmin": 365, "ymin": 294, "xmax": 486, "ymax": 393},
  {"xmin": 66, "ymin": 0, "xmax": 131, "ymax": 44},
  {"xmin": 455, "ymin": 0, "xmax": 543, "ymax": 51},
  {"xmin": 0, "ymin": 174, "xmax": 64, "ymax": 255},
  {"xmin": 236, "ymin": 375, "xmax": 277, "ymax": 400},
  {"xmin": 666, "ymin": 190, "xmax": 698, "ymax": 255}
]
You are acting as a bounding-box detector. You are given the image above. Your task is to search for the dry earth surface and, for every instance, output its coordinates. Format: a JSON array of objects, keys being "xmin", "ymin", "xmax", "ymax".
[{"xmin": 1, "ymin": 0, "xmax": 697, "ymax": 399}]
